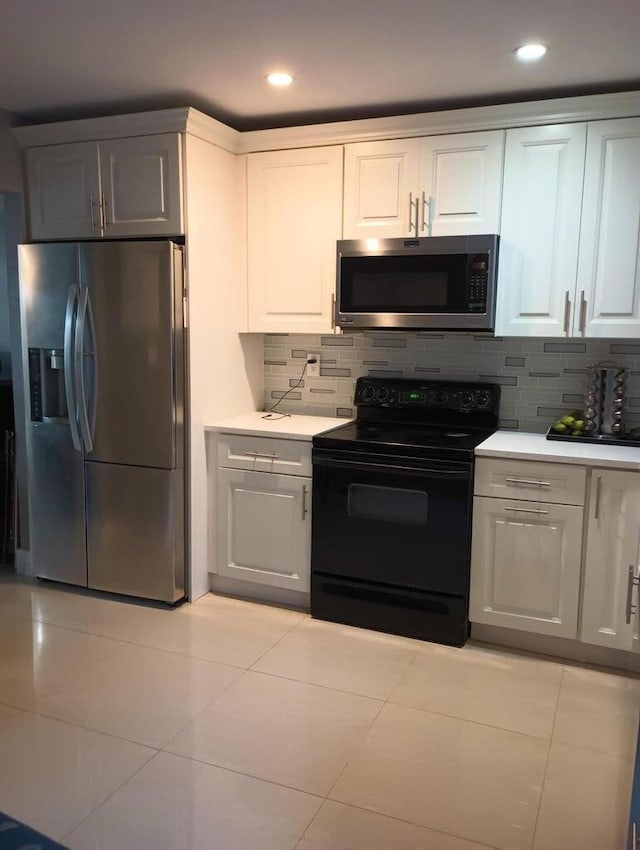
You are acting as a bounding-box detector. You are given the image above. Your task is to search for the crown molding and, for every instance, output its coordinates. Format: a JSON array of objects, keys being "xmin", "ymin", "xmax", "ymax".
[
  {"xmin": 11, "ymin": 106, "xmax": 241, "ymax": 153},
  {"xmin": 237, "ymin": 90, "xmax": 640, "ymax": 152},
  {"xmin": 10, "ymin": 90, "xmax": 640, "ymax": 154}
]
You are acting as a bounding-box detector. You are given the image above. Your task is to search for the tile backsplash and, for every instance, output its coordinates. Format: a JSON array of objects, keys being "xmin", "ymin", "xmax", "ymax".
[{"xmin": 263, "ymin": 333, "xmax": 640, "ymax": 432}]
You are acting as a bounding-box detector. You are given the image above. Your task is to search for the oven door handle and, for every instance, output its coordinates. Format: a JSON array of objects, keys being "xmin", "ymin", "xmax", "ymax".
[{"xmin": 313, "ymin": 455, "xmax": 470, "ymax": 478}]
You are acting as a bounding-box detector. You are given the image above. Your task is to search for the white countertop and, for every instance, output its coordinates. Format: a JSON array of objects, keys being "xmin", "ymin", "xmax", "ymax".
[
  {"xmin": 205, "ymin": 412, "xmax": 350, "ymax": 441},
  {"xmin": 476, "ymin": 431, "xmax": 640, "ymax": 471}
]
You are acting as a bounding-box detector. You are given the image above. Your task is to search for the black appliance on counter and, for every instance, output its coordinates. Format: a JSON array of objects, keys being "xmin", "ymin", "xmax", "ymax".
[{"xmin": 311, "ymin": 376, "xmax": 500, "ymax": 646}]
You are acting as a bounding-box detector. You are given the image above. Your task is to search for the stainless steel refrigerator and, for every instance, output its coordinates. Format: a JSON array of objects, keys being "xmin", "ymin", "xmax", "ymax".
[{"xmin": 17, "ymin": 240, "xmax": 185, "ymax": 603}]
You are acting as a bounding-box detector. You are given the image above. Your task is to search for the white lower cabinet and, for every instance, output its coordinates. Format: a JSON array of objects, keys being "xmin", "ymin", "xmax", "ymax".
[
  {"xmin": 217, "ymin": 467, "xmax": 311, "ymax": 592},
  {"xmin": 580, "ymin": 469, "xmax": 640, "ymax": 651},
  {"xmin": 469, "ymin": 495, "xmax": 583, "ymax": 638}
]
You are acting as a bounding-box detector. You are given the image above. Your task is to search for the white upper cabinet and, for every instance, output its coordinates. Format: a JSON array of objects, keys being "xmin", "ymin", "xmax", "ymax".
[
  {"xmin": 98, "ymin": 134, "xmax": 183, "ymax": 237},
  {"xmin": 247, "ymin": 146, "xmax": 343, "ymax": 333},
  {"xmin": 577, "ymin": 118, "xmax": 640, "ymax": 338},
  {"xmin": 495, "ymin": 124, "xmax": 587, "ymax": 337},
  {"xmin": 343, "ymin": 139, "xmax": 421, "ymax": 239},
  {"xmin": 25, "ymin": 134, "xmax": 184, "ymax": 240},
  {"xmin": 342, "ymin": 131, "xmax": 504, "ymax": 239},
  {"xmin": 580, "ymin": 469, "xmax": 640, "ymax": 651},
  {"xmin": 419, "ymin": 131, "xmax": 504, "ymax": 237},
  {"xmin": 26, "ymin": 142, "xmax": 101, "ymax": 239}
]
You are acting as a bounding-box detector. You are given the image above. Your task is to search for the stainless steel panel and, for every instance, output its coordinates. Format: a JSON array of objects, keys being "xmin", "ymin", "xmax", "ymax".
[
  {"xmin": 18, "ymin": 243, "xmax": 80, "ymax": 349},
  {"xmin": 29, "ymin": 422, "xmax": 87, "ymax": 585},
  {"xmin": 86, "ymin": 461, "xmax": 184, "ymax": 602},
  {"xmin": 80, "ymin": 241, "xmax": 184, "ymax": 469}
]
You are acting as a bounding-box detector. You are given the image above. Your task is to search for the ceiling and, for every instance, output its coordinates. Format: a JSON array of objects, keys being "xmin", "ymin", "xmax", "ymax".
[{"xmin": 1, "ymin": 0, "xmax": 639, "ymax": 130}]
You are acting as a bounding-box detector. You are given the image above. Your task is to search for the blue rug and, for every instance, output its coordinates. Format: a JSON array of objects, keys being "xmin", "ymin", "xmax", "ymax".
[{"xmin": 0, "ymin": 813, "xmax": 68, "ymax": 849}]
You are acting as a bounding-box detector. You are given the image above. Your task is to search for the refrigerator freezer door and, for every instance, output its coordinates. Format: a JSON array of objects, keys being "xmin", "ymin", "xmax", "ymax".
[
  {"xmin": 30, "ymin": 423, "xmax": 87, "ymax": 585},
  {"xmin": 79, "ymin": 241, "xmax": 183, "ymax": 469},
  {"xmin": 86, "ymin": 461, "xmax": 184, "ymax": 602},
  {"xmin": 18, "ymin": 243, "xmax": 88, "ymax": 585}
]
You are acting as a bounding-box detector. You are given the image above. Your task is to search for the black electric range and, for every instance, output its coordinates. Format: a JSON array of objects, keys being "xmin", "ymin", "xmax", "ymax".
[{"xmin": 311, "ymin": 376, "xmax": 500, "ymax": 647}]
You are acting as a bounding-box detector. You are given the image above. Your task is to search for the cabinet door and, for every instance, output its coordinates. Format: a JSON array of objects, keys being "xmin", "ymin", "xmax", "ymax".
[
  {"xmin": 99, "ymin": 133, "xmax": 183, "ymax": 237},
  {"xmin": 577, "ymin": 118, "xmax": 640, "ymax": 338},
  {"xmin": 494, "ymin": 124, "xmax": 586, "ymax": 337},
  {"xmin": 26, "ymin": 142, "xmax": 101, "ymax": 239},
  {"xmin": 419, "ymin": 131, "xmax": 504, "ymax": 237},
  {"xmin": 217, "ymin": 468, "xmax": 311, "ymax": 591},
  {"xmin": 581, "ymin": 469, "xmax": 640, "ymax": 650},
  {"xmin": 247, "ymin": 146, "xmax": 343, "ymax": 333},
  {"xmin": 343, "ymin": 139, "xmax": 421, "ymax": 238},
  {"xmin": 469, "ymin": 495, "xmax": 583, "ymax": 638}
]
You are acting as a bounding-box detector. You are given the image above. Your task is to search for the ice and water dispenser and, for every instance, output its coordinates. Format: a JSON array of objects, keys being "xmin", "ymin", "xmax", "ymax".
[{"xmin": 28, "ymin": 348, "xmax": 69, "ymax": 422}]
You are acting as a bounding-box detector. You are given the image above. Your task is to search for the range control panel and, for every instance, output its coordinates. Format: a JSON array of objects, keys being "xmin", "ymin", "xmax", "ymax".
[{"xmin": 354, "ymin": 377, "xmax": 501, "ymax": 415}]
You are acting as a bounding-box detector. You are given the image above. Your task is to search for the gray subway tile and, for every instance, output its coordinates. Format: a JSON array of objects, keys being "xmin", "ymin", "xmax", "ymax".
[
  {"xmin": 610, "ymin": 344, "xmax": 640, "ymax": 355},
  {"xmin": 413, "ymin": 366, "xmax": 441, "ymax": 373},
  {"xmin": 291, "ymin": 349, "xmax": 307, "ymax": 358},
  {"xmin": 498, "ymin": 419, "xmax": 520, "ymax": 430},
  {"xmin": 270, "ymin": 390, "xmax": 302, "ymax": 400},
  {"xmin": 537, "ymin": 406, "xmax": 567, "ymax": 418},
  {"xmin": 528, "ymin": 371, "xmax": 561, "ymax": 378},
  {"xmin": 309, "ymin": 388, "xmax": 335, "ymax": 395},
  {"xmin": 320, "ymin": 367, "xmax": 351, "ymax": 377},
  {"xmin": 264, "ymin": 359, "xmax": 287, "ymax": 366},
  {"xmin": 321, "ymin": 336, "xmax": 354, "ymax": 346},
  {"xmin": 290, "ymin": 378, "xmax": 305, "ymax": 388},
  {"xmin": 629, "ymin": 397, "xmax": 640, "ymax": 408},
  {"xmin": 367, "ymin": 369, "xmax": 404, "ymax": 378},
  {"xmin": 372, "ymin": 337, "xmax": 408, "ymax": 348},
  {"xmin": 505, "ymin": 357, "xmax": 525, "ymax": 367},
  {"xmin": 336, "ymin": 407, "xmax": 354, "ymax": 417},
  {"xmin": 562, "ymin": 393, "xmax": 584, "ymax": 405},
  {"xmin": 543, "ymin": 342, "xmax": 587, "ymax": 353},
  {"xmin": 362, "ymin": 360, "xmax": 389, "ymax": 367}
]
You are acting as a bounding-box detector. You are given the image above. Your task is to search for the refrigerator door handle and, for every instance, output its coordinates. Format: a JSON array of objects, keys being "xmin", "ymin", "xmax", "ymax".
[
  {"xmin": 74, "ymin": 286, "xmax": 94, "ymax": 453},
  {"xmin": 63, "ymin": 284, "xmax": 82, "ymax": 451}
]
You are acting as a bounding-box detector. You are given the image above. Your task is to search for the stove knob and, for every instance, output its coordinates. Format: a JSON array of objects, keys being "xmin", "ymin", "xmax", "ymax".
[
  {"xmin": 360, "ymin": 385, "xmax": 375, "ymax": 403},
  {"xmin": 433, "ymin": 390, "xmax": 448, "ymax": 405},
  {"xmin": 375, "ymin": 386, "xmax": 390, "ymax": 403},
  {"xmin": 475, "ymin": 391, "xmax": 490, "ymax": 408},
  {"xmin": 460, "ymin": 391, "xmax": 474, "ymax": 408}
]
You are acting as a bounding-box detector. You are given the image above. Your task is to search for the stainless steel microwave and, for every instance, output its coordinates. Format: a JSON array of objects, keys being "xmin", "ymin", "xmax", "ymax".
[{"xmin": 336, "ymin": 234, "xmax": 499, "ymax": 331}]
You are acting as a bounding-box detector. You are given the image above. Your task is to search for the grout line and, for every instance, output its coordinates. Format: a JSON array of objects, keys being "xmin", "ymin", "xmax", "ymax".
[
  {"xmin": 60, "ymin": 748, "xmax": 161, "ymax": 843},
  {"xmin": 247, "ymin": 612, "xmax": 308, "ymax": 670},
  {"xmin": 529, "ymin": 665, "xmax": 565, "ymax": 848}
]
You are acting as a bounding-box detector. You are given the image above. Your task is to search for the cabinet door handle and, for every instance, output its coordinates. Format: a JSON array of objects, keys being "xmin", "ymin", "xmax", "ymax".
[
  {"xmin": 626, "ymin": 565, "xmax": 636, "ymax": 625},
  {"xmin": 301, "ymin": 484, "xmax": 308, "ymax": 520},
  {"xmin": 563, "ymin": 290, "xmax": 571, "ymax": 336},
  {"xmin": 421, "ymin": 192, "xmax": 432, "ymax": 235},
  {"xmin": 579, "ymin": 290, "xmax": 587, "ymax": 335},
  {"xmin": 408, "ymin": 192, "xmax": 416, "ymax": 234},
  {"xmin": 504, "ymin": 506, "xmax": 549, "ymax": 515},
  {"xmin": 89, "ymin": 194, "xmax": 100, "ymax": 232},
  {"xmin": 101, "ymin": 193, "xmax": 109, "ymax": 230},
  {"xmin": 594, "ymin": 474, "xmax": 602, "ymax": 519},
  {"xmin": 504, "ymin": 477, "xmax": 551, "ymax": 487}
]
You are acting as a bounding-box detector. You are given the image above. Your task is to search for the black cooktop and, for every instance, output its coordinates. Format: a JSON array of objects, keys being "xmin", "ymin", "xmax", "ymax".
[{"xmin": 314, "ymin": 377, "xmax": 500, "ymax": 462}]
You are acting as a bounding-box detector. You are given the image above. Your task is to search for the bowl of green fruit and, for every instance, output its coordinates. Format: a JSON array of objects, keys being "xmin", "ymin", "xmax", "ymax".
[{"xmin": 548, "ymin": 410, "xmax": 586, "ymax": 439}]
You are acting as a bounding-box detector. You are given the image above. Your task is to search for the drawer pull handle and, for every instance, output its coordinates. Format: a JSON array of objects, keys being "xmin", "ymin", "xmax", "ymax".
[
  {"xmin": 243, "ymin": 451, "xmax": 279, "ymax": 459},
  {"xmin": 504, "ymin": 507, "xmax": 549, "ymax": 515},
  {"xmin": 594, "ymin": 474, "xmax": 602, "ymax": 519},
  {"xmin": 504, "ymin": 477, "xmax": 551, "ymax": 487},
  {"xmin": 301, "ymin": 484, "xmax": 308, "ymax": 520}
]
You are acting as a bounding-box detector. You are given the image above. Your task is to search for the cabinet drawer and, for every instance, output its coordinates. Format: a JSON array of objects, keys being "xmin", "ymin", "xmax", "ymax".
[
  {"xmin": 218, "ymin": 433, "xmax": 312, "ymax": 476},
  {"xmin": 475, "ymin": 458, "xmax": 586, "ymax": 506}
]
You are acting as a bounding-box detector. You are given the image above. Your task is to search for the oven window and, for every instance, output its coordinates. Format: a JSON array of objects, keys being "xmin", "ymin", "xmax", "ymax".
[
  {"xmin": 347, "ymin": 483, "xmax": 428, "ymax": 526},
  {"xmin": 340, "ymin": 253, "xmax": 470, "ymax": 313}
]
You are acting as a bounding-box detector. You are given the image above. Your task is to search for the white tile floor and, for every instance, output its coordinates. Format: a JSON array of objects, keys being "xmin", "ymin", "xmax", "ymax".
[{"xmin": 0, "ymin": 573, "xmax": 637, "ymax": 850}]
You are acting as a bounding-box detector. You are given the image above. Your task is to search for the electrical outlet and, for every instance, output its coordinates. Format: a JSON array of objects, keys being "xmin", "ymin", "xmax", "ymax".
[{"xmin": 306, "ymin": 352, "xmax": 320, "ymax": 377}]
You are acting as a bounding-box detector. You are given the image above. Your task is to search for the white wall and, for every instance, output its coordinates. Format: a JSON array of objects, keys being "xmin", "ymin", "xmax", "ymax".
[
  {"xmin": 184, "ymin": 134, "xmax": 263, "ymax": 600},
  {"xmin": 0, "ymin": 110, "xmax": 23, "ymax": 369}
]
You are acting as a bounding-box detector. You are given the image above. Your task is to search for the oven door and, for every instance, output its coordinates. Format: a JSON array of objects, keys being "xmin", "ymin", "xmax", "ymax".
[{"xmin": 311, "ymin": 450, "xmax": 473, "ymax": 596}]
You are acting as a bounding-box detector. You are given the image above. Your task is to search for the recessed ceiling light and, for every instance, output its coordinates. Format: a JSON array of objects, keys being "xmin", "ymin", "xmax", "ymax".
[
  {"xmin": 514, "ymin": 43, "xmax": 547, "ymax": 61},
  {"xmin": 266, "ymin": 71, "xmax": 293, "ymax": 87}
]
